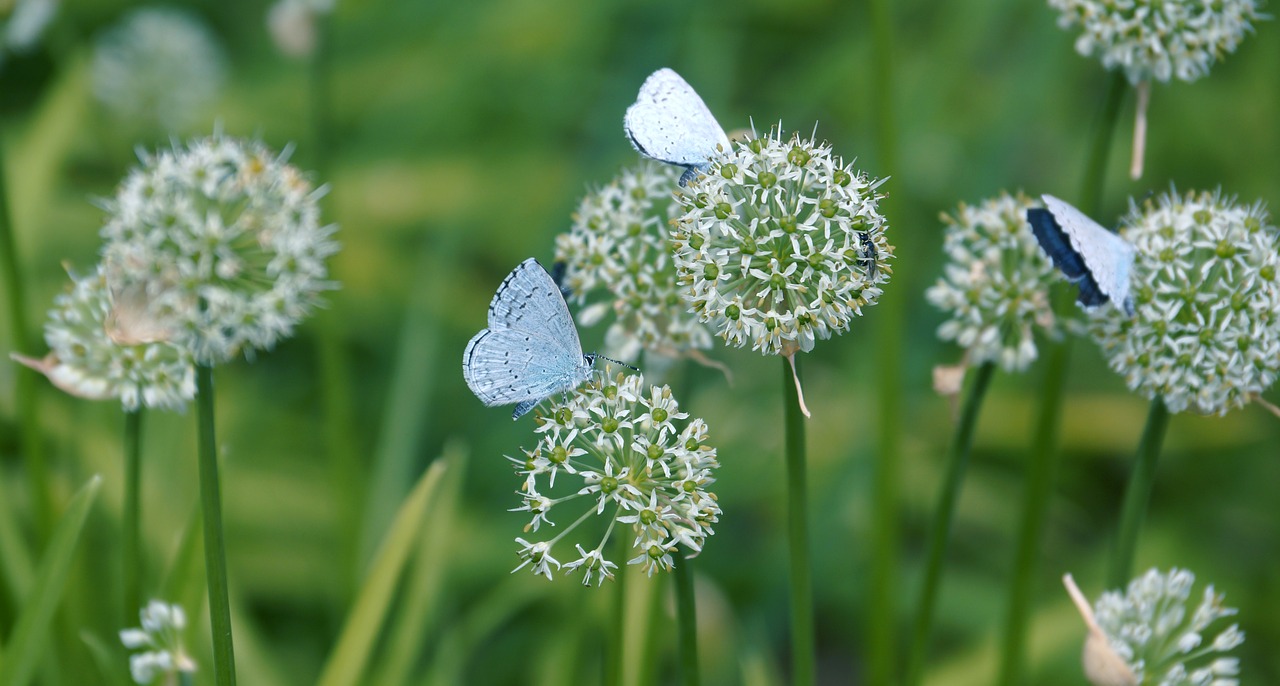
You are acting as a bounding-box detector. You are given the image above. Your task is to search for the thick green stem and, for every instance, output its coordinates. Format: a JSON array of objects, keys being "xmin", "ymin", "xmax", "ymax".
[
  {"xmin": 995, "ymin": 341, "xmax": 1071, "ymax": 686},
  {"xmin": 123, "ymin": 409, "xmax": 144, "ymax": 622},
  {"xmin": 1079, "ymin": 73, "xmax": 1128, "ymax": 214},
  {"xmin": 196, "ymin": 364, "xmax": 237, "ymax": 686},
  {"xmin": 604, "ymin": 534, "xmax": 627, "ymax": 686},
  {"xmin": 782, "ymin": 356, "xmax": 814, "ymax": 686},
  {"xmin": 905, "ymin": 361, "xmax": 995, "ymax": 686},
  {"xmin": 673, "ymin": 549, "xmax": 700, "ymax": 686},
  {"xmin": 866, "ymin": 0, "xmax": 902, "ymax": 681},
  {"xmin": 1107, "ymin": 399, "xmax": 1169, "ymax": 588},
  {"xmin": 0, "ymin": 123, "xmax": 52, "ymax": 540}
]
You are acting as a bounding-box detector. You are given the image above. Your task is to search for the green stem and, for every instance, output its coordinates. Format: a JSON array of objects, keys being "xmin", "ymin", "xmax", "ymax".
[
  {"xmin": 196, "ymin": 364, "xmax": 237, "ymax": 686},
  {"xmin": 782, "ymin": 356, "xmax": 814, "ymax": 686},
  {"xmin": 995, "ymin": 340, "xmax": 1071, "ymax": 686},
  {"xmin": 905, "ymin": 361, "xmax": 995, "ymax": 686},
  {"xmin": 123, "ymin": 408, "xmax": 144, "ymax": 622},
  {"xmin": 1079, "ymin": 73, "xmax": 1128, "ymax": 214},
  {"xmin": 867, "ymin": 0, "xmax": 901, "ymax": 681},
  {"xmin": 604, "ymin": 533, "xmax": 627, "ymax": 686},
  {"xmin": 673, "ymin": 549, "xmax": 700, "ymax": 686},
  {"xmin": 0, "ymin": 120, "xmax": 52, "ymax": 541},
  {"xmin": 1107, "ymin": 399, "xmax": 1169, "ymax": 588}
]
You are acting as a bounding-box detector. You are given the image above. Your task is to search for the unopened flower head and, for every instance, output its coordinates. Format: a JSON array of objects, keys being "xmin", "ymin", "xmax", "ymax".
[
  {"xmin": 669, "ymin": 125, "xmax": 891, "ymax": 356},
  {"xmin": 1048, "ymin": 0, "xmax": 1263, "ymax": 84},
  {"xmin": 927, "ymin": 191, "xmax": 1061, "ymax": 372},
  {"xmin": 267, "ymin": 0, "xmax": 335, "ymax": 59},
  {"xmin": 91, "ymin": 7, "xmax": 226, "ymax": 132},
  {"xmin": 119, "ymin": 600, "xmax": 197, "ymax": 685},
  {"xmin": 1089, "ymin": 189, "xmax": 1280, "ymax": 414},
  {"xmin": 12, "ymin": 266, "xmax": 194, "ymax": 411},
  {"xmin": 99, "ymin": 133, "xmax": 339, "ymax": 365},
  {"xmin": 508, "ymin": 372, "xmax": 720, "ymax": 583},
  {"xmin": 1091, "ymin": 569, "xmax": 1243, "ymax": 686},
  {"xmin": 554, "ymin": 161, "xmax": 714, "ymax": 365}
]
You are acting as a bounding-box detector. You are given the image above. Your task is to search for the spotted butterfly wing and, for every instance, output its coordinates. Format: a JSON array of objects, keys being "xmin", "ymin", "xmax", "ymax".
[{"xmin": 624, "ymin": 68, "xmax": 730, "ymax": 186}]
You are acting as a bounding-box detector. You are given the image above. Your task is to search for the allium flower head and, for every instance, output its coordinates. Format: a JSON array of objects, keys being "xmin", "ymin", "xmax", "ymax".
[
  {"xmin": 927, "ymin": 191, "xmax": 1061, "ymax": 372},
  {"xmin": 508, "ymin": 372, "xmax": 719, "ymax": 583},
  {"xmin": 1088, "ymin": 189, "xmax": 1280, "ymax": 415},
  {"xmin": 11, "ymin": 266, "xmax": 194, "ymax": 411},
  {"xmin": 91, "ymin": 7, "xmax": 226, "ymax": 132},
  {"xmin": 669, "ymin": 126, "xmax": 892, "ymax": 356},
  {"xmin": 99, "ymin": 133, "xmax": 340, "ymax": 365},
  {"xmin": 1065, "ymin": 569, "xmax": 1244, "ymax": 686},
  {"xmin": 1048, "ymin": 0, "xmax": 1264, "ymax": 84},
  {"xmin": 267, "ymin": 0, "xmax": 335, "ymax": 59},
  {"xmin": 119, "ymin": 600, "xmax": 197, "ymax": 685},
  {"xmin": 554, "ymin": 161, "xmax": 714, "ymax": 366}
]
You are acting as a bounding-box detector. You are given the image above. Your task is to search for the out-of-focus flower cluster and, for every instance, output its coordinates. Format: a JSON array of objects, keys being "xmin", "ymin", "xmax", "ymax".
[
  {"xmin": 1088, "ymin": 188, "xmax": 1280, "ymax": 415},
  {"xmin": 1048, "ymin": 0, "xmax": 1263, "ymax": 83},
  {"xmin": 669, "ymin": 126, "xmax": 892, "ymax": 356},
  {"xmin": 508, "ymin": 372, "xmax": 719, "ymax": 584},
  {"xmin": 926, "ymin": 191, "xmax": 1061, "ymax": 372},
  {"xmin": 119, "ymin": 600, "xmax": 197, "ymax": 685},
  {"xmin": 554, "ymin": 161, "xmax": 714, "ymax": 368}
]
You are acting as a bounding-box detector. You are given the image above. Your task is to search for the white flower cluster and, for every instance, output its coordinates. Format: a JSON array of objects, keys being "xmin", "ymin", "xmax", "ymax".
[
  {"xmin": 1089, "ymin": 189, "xmax": 1280, "ymax": 414},
  {"xmin": 119, "ymin": 600, "xmax": 197, "ymax": 685},
  {"xmin": 554, "ymin": 161, "xmax": 714, "ymax": 366},
  {"xmin": 13, "ymin": 266, "xmax": 194, "ymax": 411},
  {"xmin": 1048, "ymin": 0, "xmax": 1263, "ymax": 83},
  {"xmin": 99, "ymin": 133, "xmax": 339, "ymax": 365},
  {"xmin": 1093, "ymin": 568, "xmax": 1244, "ymax": 685},
  {"xmin": 1, "ymin": 0, "xmax": 57, "ymax": 57},
  {"xmin": 926, "ymin": 191, "xmax": 1061, "ymax": 372},
  {"xmin": 669, "ymin": 126, "xmax": 892, "ymax": 356},
  {"xmin": 509, "ymin": 373, "xmax": 720, "ymax": 583},
  {"xmin": 91, "ymin": 7, "xmax": 226, "ymax": 131}
]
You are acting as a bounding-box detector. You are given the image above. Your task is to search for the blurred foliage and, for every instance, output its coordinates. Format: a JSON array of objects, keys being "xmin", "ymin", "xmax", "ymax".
[{"xmin": 1, "ymin": 0, "xmax": 1278, "ymax": 684}]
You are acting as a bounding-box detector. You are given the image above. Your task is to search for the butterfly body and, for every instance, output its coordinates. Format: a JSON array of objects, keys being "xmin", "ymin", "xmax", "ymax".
[
  {"xmin": 463, "ymin": 259, "xmax": 596, "ymax": 420},
  {"xmin": 1028, "ymin": 194, "xmax": 1136, "ymax": 316},
  {"xmin": 624, "ymin": 68, "xmax": 729, "ymax": 186}
]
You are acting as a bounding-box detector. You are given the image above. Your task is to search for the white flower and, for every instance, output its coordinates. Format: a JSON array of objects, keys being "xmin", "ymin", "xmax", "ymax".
[
  {"xmin": 926, "ymin": 191, "xmax": 1061, "ymax": 372},
  {"xmin": 1088, "ymin": 189, "xmax": 1280, "ymax": 414},
  {"xmin": 120, "ymin": 600, "xmax": 196, "ymax": 685},
  {"xmin": 99, "ymin": 133, "xmax": 340, "ymax": 365},
  {"xmin": 12, "ymin": 265, "xmax": 195, "ymax": 411},
  {"xmin": 91, "ymin": 7, "xmax": 226, "ymax": 132},
  {"xmin": 1048, "ymin": 0, "xmax": 1264, "ymax": 84},
  {"xmin": 506, "ymin": 373, "xmax": 720, "ymax": 583},
  {"xmin": 670, "ymin": 125, "xmax": 891, "ymax": 356},
  {"xmin": 554, "ymin": 161, "xmax": 716, "ymax": 367}
]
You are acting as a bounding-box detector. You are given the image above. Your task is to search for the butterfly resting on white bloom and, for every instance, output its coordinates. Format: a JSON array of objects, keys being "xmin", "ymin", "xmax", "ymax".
[
  {"xmin": 624, "ymin": 67, "xmax": 730, "ymax": 186},
  {"xmin": 1027, "ymin": 194, "xmax": 1136, "ymax": 316},
  {"xmin": 463, "ymin": 258, "xmax": 634, "ymax": 420}
]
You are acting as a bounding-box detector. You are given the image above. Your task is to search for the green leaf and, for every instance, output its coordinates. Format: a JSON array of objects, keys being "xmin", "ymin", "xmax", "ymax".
[
  {"xmin": 0, "ymin": 475, "xmax": 35, "ymax": 605},
  {"xmin": 316, "ymin": 459, "xmax": 449, "ymax": 686},
  {"xmin": 0, "ymin": 475, "xmax": 102, "ymax": 686},
  {"xmin": 80, "ymin": 630, "xmax": 132, "ymax": 686}
]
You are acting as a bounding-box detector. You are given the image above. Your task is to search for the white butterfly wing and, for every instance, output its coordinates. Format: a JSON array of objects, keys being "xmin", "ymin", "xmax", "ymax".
[
  {"xmin": 486, "ymin": 258, "xmax": 583, "ymax": 358},
  {"xmin": 1042, "ymin": 194, "xmax": 1136, "ymax": 310},
  {"xmin": 624, "ymin": 68, "xmax": 729, "ymax": 169}
]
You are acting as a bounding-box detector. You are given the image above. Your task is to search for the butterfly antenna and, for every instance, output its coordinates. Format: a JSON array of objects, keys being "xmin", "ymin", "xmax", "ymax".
[{"xmin": 589, "ymin": 353, "xmax": 640, "ymax": 372}]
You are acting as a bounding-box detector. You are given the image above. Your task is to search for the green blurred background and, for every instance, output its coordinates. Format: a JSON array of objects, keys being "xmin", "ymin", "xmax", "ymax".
[{"xmin": 2, "ymin": 0, "xmax": 1278, "ymax": 684}]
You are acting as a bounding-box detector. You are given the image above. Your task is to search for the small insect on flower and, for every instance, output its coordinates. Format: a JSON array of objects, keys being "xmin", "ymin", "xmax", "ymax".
[
  {"xmin": 463, "ymin": 258, "xmax": 635, "ymax": 420},
  {"xmin": 1027, "ymin": 194, "xmax": 1135, "ymax": 315},
  {"xmin": 624, "ymin": 67, "xmax": 730, "ymax": 186}
]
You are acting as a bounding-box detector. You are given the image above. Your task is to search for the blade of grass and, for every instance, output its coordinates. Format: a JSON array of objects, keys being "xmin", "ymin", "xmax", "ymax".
[
  {"xmin": 316, "ymin": 458, "xmax": 450, "ymax": 686},
  {"xmin": 422, "ymin": 577, "xmax": 544, "ymax": 686},
  {"xmin": 0, "ymin": 475, "xmax": 101, "ymax": 686},
  {"xmin": 0, "ymin": 475, "xmax": 35, "ymax": 601},
  {"xmin": 80, "ymin": 631, "xmax": 132, "ymax": 686}
]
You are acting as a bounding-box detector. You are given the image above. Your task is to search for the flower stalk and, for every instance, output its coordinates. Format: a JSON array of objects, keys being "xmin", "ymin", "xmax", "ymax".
[
  {"xmin": 782, "ymin": 355, "xmax": 814, "ymax": 686},
  {"xmin": 123, "ymin": 408, "xmax": 144, "ymax": 624},
  {"xmin": 1107, "ymin": 398, "xmax": 1169, "ymax": 588},
  {"xmin": 673, "ymin": 548, "xmax": 700, "ymax": 686},
  {"xmin": 196, "ymin": 363, "xmax": 237, "ymax": 686},
  {"xmin": 905, "ymin": 360, "xmax": 995, "ymax": 686}
]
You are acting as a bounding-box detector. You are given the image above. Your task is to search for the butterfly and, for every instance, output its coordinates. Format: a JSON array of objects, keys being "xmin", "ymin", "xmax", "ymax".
[
  {"xmin": 463, "ymin": 259, "xmax": 630, "ymax": 420},
  {"xmin": 1027, "ymin": 194, "xmax": 1136, "ymax": 316},
  {"xmin": 624, "ymin": 68, "xmax": 730, "ymax": 186}
]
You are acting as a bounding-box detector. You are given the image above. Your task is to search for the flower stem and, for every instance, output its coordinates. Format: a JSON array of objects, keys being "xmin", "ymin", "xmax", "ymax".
[
  {"xmin": 905, "ymin": 361, "xmax": 995, "ymax": 686},
  {"xmin": 781, "ymin": 355, "xmax": 814, "ymax": 686},
  {"xmin": 0, "ymin": 121, "xmax": 52, "ymax": 540},
  {"xmin": 123, "ymin": 408, "xmax": 144, "ymax": 622},
  {"xmin": 1107, "ymin": 398, "xmax": 1169, "ymax": 588},
  {"xmin": 995, "ymin": 340, "xmax": 1071, "ymax": 686},
  {"xmin": 1079, "ymin": 73, "xmax": 1128, "ymax": 214},
  {"xmin": 673, "ymin": 549, "xmax": 700, "ymax": 686},
  {"xmin": 604, "ymin": 532, "xmax": 627, "ymax": 686},
  {"xmin": 196, "ymin": 363, "xmax": 237, "ymax": 686}
]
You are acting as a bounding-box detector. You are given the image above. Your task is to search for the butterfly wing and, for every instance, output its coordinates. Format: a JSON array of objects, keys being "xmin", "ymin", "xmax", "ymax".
[
  {"xmin": 1037, "ymin": 195, "xmax": 1136, "ymax": 314},
  {"xmin": 486, "ymin": 258, "xmax": 584, "ymax": 357},
  {"xmin": 624, "ymin": 68, "xmax": 730, "ymax": 172},
  {"xmin": 462, "ymin": 328, "xmax": 588, "ymax": 407}
]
